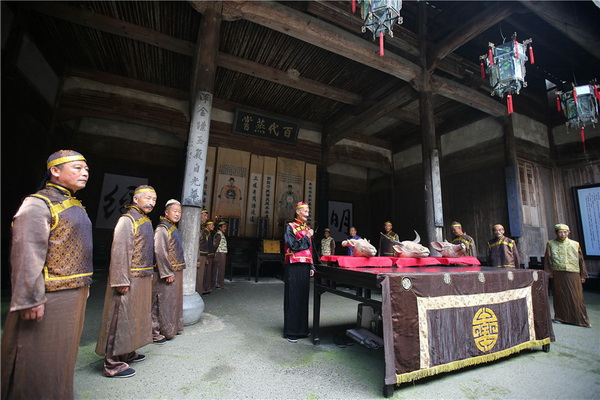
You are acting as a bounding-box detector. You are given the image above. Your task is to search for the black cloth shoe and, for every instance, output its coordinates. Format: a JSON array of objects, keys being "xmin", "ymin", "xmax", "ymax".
[
  {"xmin": 286, "ymin": 336, "xmax": 298, "ymax": 343},
  {"xmin": 111, "ymin": 368, "xmax": 136, "ymax": 378},
  {"xmin": 153, "ymin": 338, "xmax": 167, "ymax": 345},
  {"xmin": 131, "ymin": 354, "xmax": 146, "ymax": 363}
]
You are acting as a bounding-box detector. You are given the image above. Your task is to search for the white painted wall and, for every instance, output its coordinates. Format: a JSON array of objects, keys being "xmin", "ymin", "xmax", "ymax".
[
  {"xmin": 552, "ymin": 123, "xmax": 600, "ymax": 145},
  {"xmin": 393, "ymin": 145, "xmax": 422, "ymax": 169},
  {"xmin": 327, "ymin": 163, "xmax": 368, "ymax": 180},
  {"xmin": 441, "ymin": 116, "xmax": 503, "ymax": 155},
  {"xmin": 512, "ymin": 113, "xmax": 549, "ymax": 148},
  {"xmin": 79, "ymin": 118, "xmax": 185, "ymax": 148}
]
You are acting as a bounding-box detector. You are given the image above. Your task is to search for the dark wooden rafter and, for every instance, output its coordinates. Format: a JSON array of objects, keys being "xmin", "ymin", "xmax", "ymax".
[
  {"xmin": 325, "ymin": 85, "xmax": 417, "ymax": 148},
  {"xmin": 519, "ymin": 1, "xmax": 600, "ymax": 61},
  {"xmin": 427, "ymin": 3, "xmax": 516, "ymax": 71},
  {"xmin": 28, "ymin": 2, "xmax": 362, "ymax": 106}
]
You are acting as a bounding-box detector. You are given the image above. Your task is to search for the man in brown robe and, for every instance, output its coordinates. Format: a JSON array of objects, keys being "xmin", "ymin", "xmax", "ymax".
[
  {"xmin": 95, "ymin": 185, "xmax": 157, "ymax": 378},
  {"xmin": 197, "ymin": 220, "xmax": 215, "ymax": 295},
  {"xmin": 1, "ymin": 150, "xmax": 93, "ymax": 400},
  {"xmin": 450, "ymin": 221, "xmax": 477, "ymax": 257},
  {"xmin": 486, "ymin": 224, "xmax": 520, "ymax": 268},
  {"xmin": 378, "ymin": 221, "xmax": 399, "ymax": 256},
  {"xmin": 152, "ymin": 199, "xmax": 186, "ymax": 342},
  {"xmin": 213, "ymin": 221, "xmax": 229, "ymax": 289},
  {"xmin": 544, "ymin": 223, "xmax": 591, "ymax": 327}
]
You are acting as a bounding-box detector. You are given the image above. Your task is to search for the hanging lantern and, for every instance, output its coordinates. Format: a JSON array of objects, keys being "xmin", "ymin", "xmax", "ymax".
[
  {"xmin": 479, "ymin": 33, "xmax": 533, "ymax": 115},
  {"xmin": 356, "ymin": 0, "xmax": 403, "ymax": 57},
  {"xmin": 556, "ymin": 82, "xmax": 600, "ymax": 152}
]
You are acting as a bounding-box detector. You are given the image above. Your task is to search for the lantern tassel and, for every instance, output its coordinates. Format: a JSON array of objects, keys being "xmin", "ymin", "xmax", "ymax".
[
  {"xmin": 556, "ymin": 96, "xmax": 561, "ymax": 112},
  {"xmin": 352, "ymin": 0, "xmax": 356, "ymax": 14},
  {"xmin": 528, "ymin": 45, "xmax": 535, "ymax": 64},
  {"xmin": 507, "ymin": 94, "xmax": 514, "ymax": 114},
  {"xmin": 488, "ymin": 48, "xmax": 494, "ymax": 66},
  {"xmin": 379, "ymin": 32, "xmax": 384, "ymax": 57},
  {"xmin": 514, "ymin": 40, "xmax": 519, "ymax": 59},
  {"xmin": 573, "ymin": 88, "xmax": 578, "ymax": 104},
  {"xmin": 580, "ymin": 126, "xmax": 586, "ymax": 153},
  {"xmin": 594, "ymin": 84, "xmax": 600, "ymax": 101},
  {"xmin": 480, "ymin": 61, "xmax": 485, "ymax": 79}
]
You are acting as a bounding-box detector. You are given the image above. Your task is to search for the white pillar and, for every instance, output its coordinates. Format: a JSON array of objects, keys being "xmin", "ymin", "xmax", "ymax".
[{"xmin": 180, "ymin": 90, "xmax": 213, "ymax": 325}]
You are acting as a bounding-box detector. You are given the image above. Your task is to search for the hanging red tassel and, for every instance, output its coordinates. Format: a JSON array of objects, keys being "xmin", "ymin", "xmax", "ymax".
[
  {"xmin": 573, "ymin": 88, "xmax": 578, "ymax": 104},
  {"xmin": 514, "ymin": 40, "xmax": 519, "ymax": 59},
  {"xmin": 379, "ymin": 32, "xmax": 384, "ymax": 57},
  {"xmin": 352, "ymin": 0, "xmax": 356, "ymax": 14},
  {"xmin": 580, "ymin": 126, "xmax": 586, "ymax": 153},
  {"xmin": 528, "ymin": 45, "xmax": 535, "ymax": 64},
  {"xmin": 507, "ymin": 94, "xmax": 514, "ymax": 114},
  {"xmin": 488, "ymin": 48, "xmax": 494, "ymax": 66},
  {"xmin": 594, "ymin": 84, "xmax": 600, "ymax": 101},
  {"xmin": 480, "ymin": 61, "xmax": 485, "ymax": 79},
  {"xmin": 556, "ymin": 96, "xmax": 562, "ymax": 112}
]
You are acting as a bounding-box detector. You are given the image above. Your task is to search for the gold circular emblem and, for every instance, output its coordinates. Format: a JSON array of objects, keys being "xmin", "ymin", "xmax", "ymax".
[{"xmin": 472, "ymin": 307, "xmax": 499, "ymax": 352}]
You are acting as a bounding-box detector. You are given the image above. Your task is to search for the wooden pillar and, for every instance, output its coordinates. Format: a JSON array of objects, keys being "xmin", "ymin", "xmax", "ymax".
[
  {"xmin": 502, "ymin": 115, "xmax": 523, "ymax": 256},
  {"xmin": 418, "ymin": 2, "xmax": 443, "ymax": 251},
  {"xmin": 179, "ymin": 2, "xmax": 222, "ymax": 325}
]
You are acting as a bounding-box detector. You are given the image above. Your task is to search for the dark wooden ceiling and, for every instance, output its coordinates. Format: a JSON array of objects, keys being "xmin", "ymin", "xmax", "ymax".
[{"xmin": 6, "ymin": 0, "xmax": 600, "ymax": 156}]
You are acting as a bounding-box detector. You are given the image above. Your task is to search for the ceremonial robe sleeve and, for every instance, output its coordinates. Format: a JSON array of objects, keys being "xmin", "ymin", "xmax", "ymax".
[
  {"xmin": 9, "ymin": 197, "xmax": 50, "ymax": 311},
  {"xmin": 513, "ymin": 241, "xmax": 521, "ymax": 268},
  {"xmin": 469, "ymin": 239, "xmax": 477, "ymax": 258},
  {"xmin": 543, "ymin": 243, "xmax": 553, "ymax": 275},
  {"xmin": 213, "ymin": 232, "xmax": 221, "ymax": 251},
  {"xmin": 284, "ymin": 225, "xmax": 311, "ymax": 252},
  {"xmin": 330, "ymin": 239, "xmax": 335, "ymax": 255},
  {"xmin": 154, "ymin": 226, "xmax": 174, "ymax": 279},
  {"xmin": 109, "ymin": 216, "xmax": 134, "ymax": 287},
  {"xmin": 578, "ymin": 244, "xmax": 588, "ymax": 279}
]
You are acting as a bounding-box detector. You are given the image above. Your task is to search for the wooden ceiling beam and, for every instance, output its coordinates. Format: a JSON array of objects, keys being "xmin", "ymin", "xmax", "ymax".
[
  {"xmin": 217, "ymin": 1, "xmax": 505, "ymax": 141},
  {"xmin": 217, "ymin": 53, "xmax": 362, "ymax": 105},
  {"xmin": 519, "ymin": 1, "xmax": 600, "ymax": 61},
  {"xmin": 31, "ymin": 2, "xmax": 363, "ymax": 107},
  {"xmin": 29, "ymin": 2, "xmax": 196, "ymax": 56},
  {"xmin": 427, "ymin": 4, "xmax": 515, "ymax": 71}
]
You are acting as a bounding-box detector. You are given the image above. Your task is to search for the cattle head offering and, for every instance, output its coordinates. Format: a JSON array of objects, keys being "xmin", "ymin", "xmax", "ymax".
[
  {"xmin": 341, "ymin": 238, "xmax": 378, "ymax": 257},
  {"xmin": 381, "ymin": 230, "xmax": 431, "ymax": 258},
  {"xmin": 430, "ymin": 241, "xmax": 467, "ymax": 258}
]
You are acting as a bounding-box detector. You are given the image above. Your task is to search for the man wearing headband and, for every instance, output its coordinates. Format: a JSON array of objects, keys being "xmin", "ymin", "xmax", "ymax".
[
  {"xmin": 544, "ymin": 224, "xmax": 591, "ymax": 327},
  {"xmin": 2, "ymin": 150, "xmax": 92, "ymax": 399},
  {"xmin": 321, "ymin": 228, "xmax": 335, "ymax": 256},
  {"xmin": 486, "ymin": 224, "xmax": 520, "ymax": 268},
  {"xmin": 197, "ymin": 220, "xmax": 215, "ymax": 295},
  {"xmin": 450, "ymin": 221, "xmax": 477, "ymax": 257},
  {"xmin": 96, "ymin": 185, "xmax": 157, "ymax": 378},
  {"xmin": 152, "ymin": 199, "xmax": 186, "ymax": 343},
  {"xmin": 283, "ymin": 202, "xmax": 315, "ymax": 343},
  {"xmin": 378, "ymin": 221, "xmax": 399, "ymax": 256},
  {"xmin": 213, "ymin": 220, "xmax": 229, "ymax": 289}
]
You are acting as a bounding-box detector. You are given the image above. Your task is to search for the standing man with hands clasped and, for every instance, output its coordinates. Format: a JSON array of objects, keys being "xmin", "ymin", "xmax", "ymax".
[
  {"xmin": 96, "ymin": 185, "xmax": 157, "ymax": 378},
  {"xmin": 283, "ymin": 201, "xmax": 315, "ymax": 343},
  {"xmin": 2, "ymin": 150, "xmax": 93, "ymax": 400}
]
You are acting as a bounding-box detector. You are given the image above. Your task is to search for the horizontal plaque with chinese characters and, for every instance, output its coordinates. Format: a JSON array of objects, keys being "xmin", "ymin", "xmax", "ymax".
[{"xmin": 233, "ymin": 108, "xmax": 299, "ymax": 145}]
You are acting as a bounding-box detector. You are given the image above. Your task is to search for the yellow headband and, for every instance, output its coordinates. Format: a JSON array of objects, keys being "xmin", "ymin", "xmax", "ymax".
[
  {"xmin": 555, "ymin": 224, "xmax": 569, "ymax": 231},
  {"xmin": 295, "ymin": 203, "xmax": 308, "ymax": 209},
  {"xmin": 47, "ymin": 155, "xmax": 86, "ymax": 169},
  {"xmin": 451, "ymin": 223, "xmax": 462, "ymax": 228},
  {"xmin": 134, "ymin": 188, "xmax": 156, "ymax": 195},
  {"xmin": 493, "ymin": 224, "xmax": 504, "ymax": 229}
]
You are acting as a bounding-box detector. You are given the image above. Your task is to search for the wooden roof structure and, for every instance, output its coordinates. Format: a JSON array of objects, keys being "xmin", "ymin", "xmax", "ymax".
[{"xmin": 6, "ymin": 1, "xmax": 600, "ymax": 169}]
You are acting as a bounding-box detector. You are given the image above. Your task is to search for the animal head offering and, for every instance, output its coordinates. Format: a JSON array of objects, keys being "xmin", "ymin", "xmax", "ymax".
[
  {"xmin": 431, "ymin": 241, "xmax": 467, "ymax": 258},
  {"xmin": 381, "ymin": 230, "xmax": 430, "ymax": 258},
  {"xmin": 341, "ymin": 238, "xmax": 377, "ymax": 257}
]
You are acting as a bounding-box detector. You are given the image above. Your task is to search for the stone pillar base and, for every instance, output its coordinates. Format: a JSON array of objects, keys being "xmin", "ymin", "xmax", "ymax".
[{"xmin": 183, "ymin": 292, "xmax": 204, "ymax": 326}]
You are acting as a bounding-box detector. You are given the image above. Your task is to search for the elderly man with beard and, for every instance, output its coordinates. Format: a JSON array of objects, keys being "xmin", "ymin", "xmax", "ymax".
[
  {"xmin": 544, "ymin": 224, "xmax": 591, "ymax": 327},
  {"xmin": 96, "ymin": 185, "xmax": 157, "ymax": 378},
  {"xmin": 283, "ymin": 202, "xmax": 315, "ymax": 343},
  {"xmin": 152, "ymin": 199, "xmax": 186, "ymax": 343},
  {"xmin": 1, "ymin": 150, "xmax": 92, "ymax": 400}
]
